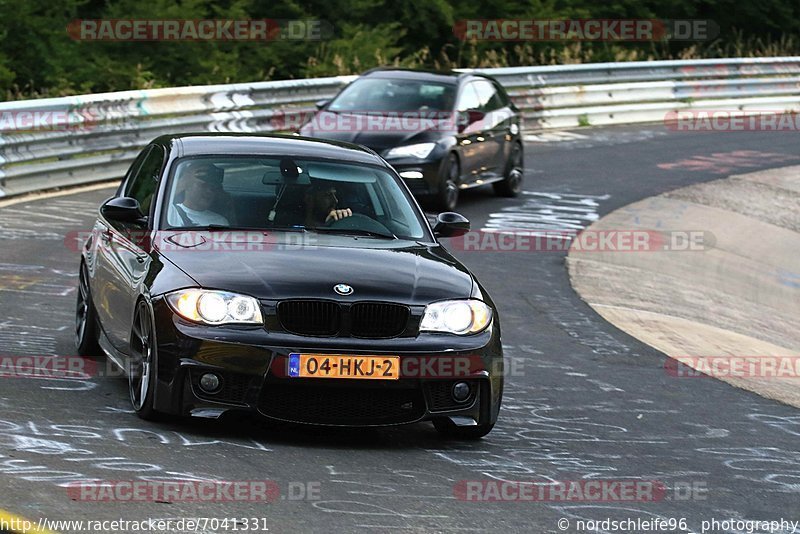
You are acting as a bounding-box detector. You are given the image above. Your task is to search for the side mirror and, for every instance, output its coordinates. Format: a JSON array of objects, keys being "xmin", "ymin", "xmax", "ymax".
[
  {"xmin": 433, "ymin": 212, "xmax": 470, "ymax": 238},
  {"xmin": 457, "ymin": 109, "xmax": 485, "ymax": 133},
  {"xmin": 101, "ymin": 197, "xmax": 146, "ymax": 224},
  {"xmin": 315, "ymin": 99, "xmax": 329, "ymax": 110}
]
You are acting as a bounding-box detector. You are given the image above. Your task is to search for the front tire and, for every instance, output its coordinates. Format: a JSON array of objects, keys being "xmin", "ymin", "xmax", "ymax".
[
  {"xmin": 75, "ymin": 263, "xmax": 100, "ymax": 356},
  {"xmin": 433, "ymin": 417, "xmax": 495, "ymax": 440},
  {"xmin": 129, "ymin": 301, "xmax": 160, "ymax": 420},
  {"xmin": 493, "ymin": 142, "xmax": 523, "ymax": 197},
  {"xmin": 435, "ymin": 153, "xmax": 460, "ymax": 211}
]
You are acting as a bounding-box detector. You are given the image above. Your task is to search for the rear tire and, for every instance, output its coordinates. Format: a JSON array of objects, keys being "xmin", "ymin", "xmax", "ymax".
[
  {"xmin": 493, "ymin": 142, "xmax": 523, "ymax": 197},
  {"xmin": 75, "ymin": 263, "xmax": 100, "ymax": 356},
  {"xmin": 433, "ymin": 417, "xmax": 494, "ymax": 440}
]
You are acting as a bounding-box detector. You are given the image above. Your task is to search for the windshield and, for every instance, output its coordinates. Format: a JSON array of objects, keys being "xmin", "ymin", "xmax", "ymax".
[
  {"xmin": 328, "ymin": 78, "xmax": 456, "ymax": 113},
  {"xmin": 161, "ymin": 156, "xmax": 430, "ymax": 241}
]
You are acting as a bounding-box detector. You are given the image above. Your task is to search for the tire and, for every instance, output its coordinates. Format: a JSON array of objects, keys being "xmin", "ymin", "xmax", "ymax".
[
  {"xmin": 493, "ymin": 142, "xmax": 523, "ymax": 197},
  {"xmin": 75, "ymin": 263, "xmax": 101, "ymax": 356},
  {"xmin": 435, "ymin": 153, "xmax": 460, "ymax": 212},
  {"xmin": 433, "ymin": 417, "xmax": 495, "ymax": 440},
  {"xmin": 129, "ymin": 300, "xmax": 160, "ymax": 420}
]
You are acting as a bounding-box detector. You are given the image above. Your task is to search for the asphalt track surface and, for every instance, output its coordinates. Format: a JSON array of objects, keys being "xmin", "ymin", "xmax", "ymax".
[{"xmin": 1, "ymin": 124, "xmax": 799, "ymax": 533}]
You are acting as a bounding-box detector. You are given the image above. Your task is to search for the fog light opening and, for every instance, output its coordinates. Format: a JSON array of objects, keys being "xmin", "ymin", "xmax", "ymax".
[
  {"xmin": 452, "ymin": 381, "xmax": 471, "ymax": 402},
  {"xmin": 199, "ymin": 373, "xmax": 222, "ymax": 394}
]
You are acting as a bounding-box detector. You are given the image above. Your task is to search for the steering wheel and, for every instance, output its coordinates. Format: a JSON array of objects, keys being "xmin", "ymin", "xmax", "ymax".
[{"xmin": 325, "ymin": 212, "xmax": 393, "ymax": 235}]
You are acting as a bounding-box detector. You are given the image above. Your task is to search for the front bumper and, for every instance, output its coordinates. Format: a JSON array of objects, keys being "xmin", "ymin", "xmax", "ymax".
[
  {"xmin": 385, "ymin": 157, "xmax": 444, "ymax": 196},
  {"xmin": 150, "ymin": 299, "xmax": 504, "ymax": 427}
]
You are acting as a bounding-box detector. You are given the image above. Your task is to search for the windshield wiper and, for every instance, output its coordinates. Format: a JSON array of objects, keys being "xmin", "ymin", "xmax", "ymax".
[
  {"xmin": 265, "ymin": 225, "xmax": 307, "ymax": 232},
  {"xmin": 312, "ymin": 227, "xmax": 398, "ymax": 239},
  {"xmin": 170, "ymin": 224, "xmax": 306, "ymax": 232},
  {"xmin": 169, "ymin": 224, "xmax": 266, "ymax": 231}
]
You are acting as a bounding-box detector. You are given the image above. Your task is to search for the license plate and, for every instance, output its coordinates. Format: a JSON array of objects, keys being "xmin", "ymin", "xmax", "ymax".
[{"xmin": 288, "ymin": 353, "xmax": 400, "ymax": 380}]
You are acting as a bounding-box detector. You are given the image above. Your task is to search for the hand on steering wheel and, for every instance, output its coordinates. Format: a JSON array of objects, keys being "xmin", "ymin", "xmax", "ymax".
[{"xmin": 325, "ymin": 208, "xmax": 352, "ymax": 223}]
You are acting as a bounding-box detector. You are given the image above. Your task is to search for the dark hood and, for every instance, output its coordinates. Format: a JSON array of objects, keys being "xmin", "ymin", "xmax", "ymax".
[
  {"xmin": 156, "ymin": 233, "xmax": 473, "ymax": 304},
  {"xmin": 299, "ymin": 110, "xmax": 450, "ymax": 154}
]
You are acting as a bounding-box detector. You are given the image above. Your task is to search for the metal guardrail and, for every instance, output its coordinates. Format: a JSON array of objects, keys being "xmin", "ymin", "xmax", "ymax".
[
  {"xmin": 471, "ymin": 57, "xmax": 800, "ymax": 129},
  {"xmin": 1, "ymin": 57, "xmax": 799, "ymax": 197}
]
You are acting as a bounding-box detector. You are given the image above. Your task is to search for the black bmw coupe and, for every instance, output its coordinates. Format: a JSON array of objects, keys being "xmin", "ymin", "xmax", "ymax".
[{"xmin": 76, "ymin": 134, "xmax": 503, "ymax": 438}]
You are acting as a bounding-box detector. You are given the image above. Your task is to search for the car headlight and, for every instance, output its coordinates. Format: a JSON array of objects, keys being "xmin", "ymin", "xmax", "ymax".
[
  {"xmin": 419, "ymin": 299, "xmax": 492, "ymax": 335},
  {"xmin": 385, "ymin": 143, "xmax": 436, "ymax": 160},
  {"xmin": 166, "ymin": 289, "xmax": 263, "ymax": 325}
]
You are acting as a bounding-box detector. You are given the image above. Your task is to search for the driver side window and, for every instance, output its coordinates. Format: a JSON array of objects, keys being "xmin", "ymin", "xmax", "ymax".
[
  {"xmin": 125, "ymin": 146, "xmax": 164, "ymax": 217},
  {"xmin": 456, "ymin": 83, "xmax": 481, "ymax": 112},
  {"xmin": 473, "ymin": 80, "xmax": 503, "ymax": 112}
]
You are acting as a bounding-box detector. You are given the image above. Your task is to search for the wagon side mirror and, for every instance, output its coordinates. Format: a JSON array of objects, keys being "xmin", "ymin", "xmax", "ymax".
[{"xmin": 457, "ymin": 110, "xmax": 486, "ymax": 133}]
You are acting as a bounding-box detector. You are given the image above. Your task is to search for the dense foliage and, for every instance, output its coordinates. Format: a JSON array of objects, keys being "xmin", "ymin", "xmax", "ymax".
[{"xmin": 0, "ymin": 0, "xmax": 797, "ymax": 99}]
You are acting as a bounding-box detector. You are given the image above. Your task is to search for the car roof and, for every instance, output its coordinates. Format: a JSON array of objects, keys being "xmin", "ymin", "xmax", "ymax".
[
  {"xmin": 359, "ymin": 67, "xmax": 505, "ymax": 87},
  {"xmin": 360, "ymin": 68, "xmax": 463, "ymax": 84},
  {"xmin": 150, "ymin": 133, "xmax": 385, "ymax": 165}
]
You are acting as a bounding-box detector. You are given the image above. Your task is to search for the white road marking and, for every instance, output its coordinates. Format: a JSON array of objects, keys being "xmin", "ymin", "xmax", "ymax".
[
  {"xmin": 482, "ymin": 191, "xmax": 610, "ymax": 235},
  {"xmin": 524, "ymin": 131, "xmax": 590, "ymax": 143}
]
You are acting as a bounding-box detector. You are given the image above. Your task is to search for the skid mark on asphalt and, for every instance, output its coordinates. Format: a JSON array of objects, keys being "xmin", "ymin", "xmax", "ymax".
[
  {"xmin": 748, "ymin": 413, "xmax": 800, "ymax": 437},
  {"xmin": 656, "ymin": 150, "xmax": 800, "ymax": 175},
  {"xmin": 0, "ymin": 319, "xmax": 67, "ymax": 355},
  {"xmin": 0, "ymin": 262, "xmax": 76, "ymax": 362},
  {"xmin": 0, "ymin": 198, "xmax": 94, "ymax": 241},
  {"xmin": 0, "ymin": 264, "xmax": 75, "ymax": 296},
  {"xmin": 694, "ymin": 445, "xmax": 800, "ymax": 494},
  {"xmin": 315, "ymin": 466, "xmax": 478, "ymax": 530},
  {"xmin": 0, "ymin": 281, "xmax": 73, "ymax": 296},
  {"xmin": 523, "ymin": 128, "xmax": 667, "ymax": 148},
  {"xmin": 520, "ymin": 293, "xmax": 633, "ymax": 358},
  {"xmin": 0, "ymin": 415, "xmax": 473, "ymax": 531},
  {"xmin": 426, "ymin": 384, "xmax": 798, "ymax": 531},
  {"xmin": 0, "ymin": 227, "xmax": 66, "ymax": 240},
  {"xmin": 0, "ymin": 417, "xmax": 274, "ymax": 487}
]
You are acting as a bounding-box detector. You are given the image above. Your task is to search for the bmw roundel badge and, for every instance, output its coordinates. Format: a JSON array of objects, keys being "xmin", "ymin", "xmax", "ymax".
[{"xmin": 334, "ymin": 283, "xmax": 354, "ymax": 296}]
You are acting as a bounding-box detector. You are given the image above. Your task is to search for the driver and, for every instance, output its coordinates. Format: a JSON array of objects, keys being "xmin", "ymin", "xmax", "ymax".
[
  {"xmin": 304, "ymin": 183, "xmax": 353, "ymax": 226},
  {"xmin": 170, "ymin": 161, "xmax": 230, "ymax": 227}
]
